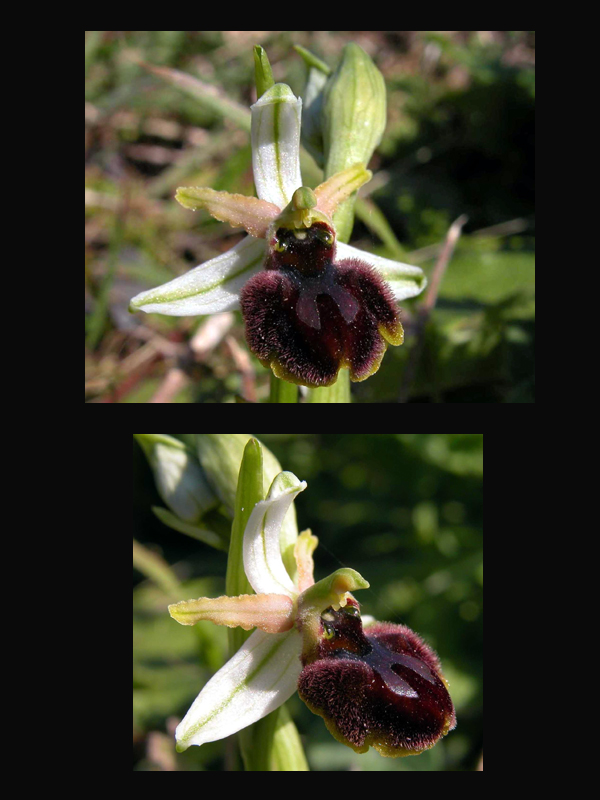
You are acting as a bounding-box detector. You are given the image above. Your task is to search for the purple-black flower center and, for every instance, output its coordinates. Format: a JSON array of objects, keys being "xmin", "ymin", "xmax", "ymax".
[
  {"xmin": 240, "ymin": 221, "xmax": 404, "ymax": 387},
  {"xmin": 297, "ymin": 599, "xmax": 456, "ymax": 756},
  {"xmin": 318, "ymin": 605, "xmax": 438, "ymax": 699},
  {"xmin": 268, "ymin": 222, "xmax": 334, "ymax": 277}
]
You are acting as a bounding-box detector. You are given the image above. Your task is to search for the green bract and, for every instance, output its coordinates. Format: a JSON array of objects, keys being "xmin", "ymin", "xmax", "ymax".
[
  {"xmin": 322, "ymin": 43, "xmax": 387, "ymax": 181},
  {"xmin": 196, "ymin": 433, "xmax": 283, "ymax": 514},
  {"xmin": 322, "ymin": 43, "xmax": 386, "ymax": 242},
  {"xmin": 134, "ymin": 433, "xmax": 216, "ymax": 522},
  {"xmin": 196, "ymin": 433, "xmax": 299, "ymax": 576}
]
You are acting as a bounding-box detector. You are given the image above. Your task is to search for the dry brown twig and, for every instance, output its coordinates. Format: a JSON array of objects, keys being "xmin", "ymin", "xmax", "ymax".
[
  {"xmin": 225, "ymin": 335, "xmax": 258, "ymax": 403},
  {"xmin": 398, "ymin": 214, "xmax": 468, "ymax": 403}
]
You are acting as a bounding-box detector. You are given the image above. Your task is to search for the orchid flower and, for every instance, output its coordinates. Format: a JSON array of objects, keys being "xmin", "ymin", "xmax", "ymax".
[
  {"xmin": 130, "ymin": 84, "xmax": 426, "ymax": 388},
  {"xmin": 169, "ymin": 470, "xmax": 455, "ymax": 757}
]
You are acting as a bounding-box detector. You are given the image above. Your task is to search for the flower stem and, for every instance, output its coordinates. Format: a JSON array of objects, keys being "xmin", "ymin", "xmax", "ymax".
[
  {"xmin": 305, "ymin": 372, "xmax": 350, "ymax": 402},
  {"xmin": 226, "ymin": 439, "xmax": 263, "ymax": 651},
  {"xmin": 269, "ymin": 375, "xmax": 298, "ymax": 402}
]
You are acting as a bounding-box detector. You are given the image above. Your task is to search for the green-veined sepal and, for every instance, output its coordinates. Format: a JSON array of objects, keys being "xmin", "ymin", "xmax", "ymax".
[
  {"xmin": 175, "ymin": 628, "xmax": 302, "ymax": 751},
  {"xmin": 336, "ymin": 242, "xmax": 427, "ymax": 302},
  {"xmin": 251, "ymin": 84, "xmax": 302, "ymax": 209},
  {"xmin": 129, "ymin": 236, "xmax": 266, "ymax": 316}
]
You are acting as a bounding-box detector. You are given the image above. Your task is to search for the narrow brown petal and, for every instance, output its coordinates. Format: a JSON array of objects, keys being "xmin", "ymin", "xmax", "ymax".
[
  {"xmin": 294, "ymin": 529, "xmax": 319, "ymax": 592},
  {"xmin": 169, "ymin": 593, "xmax": 295, "ymax": 633},
  {"xmin": 175, "ymin": 187, "xmax": 280, "ymax": 238},
  {"xmin": 313, "ymin": 164, "xmax": 372, "ymax": 218}
]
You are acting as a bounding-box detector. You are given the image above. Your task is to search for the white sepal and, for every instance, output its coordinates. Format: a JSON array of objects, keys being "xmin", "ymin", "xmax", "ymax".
[
  {"xmin": 175, "ymin": 628, "xmax": 302, "ymax": 750},
  {"xmin": 129, "ymin": 236, "xmax": 266, "ymax": 316},
  {"xmin": 251, "ymin": 84, "xmax": 302, "ymax": 209},
  {"xmin": 243, "ymin": 472, "xmax": 307, "ymax": 597},
  {"xmin": 336, "ymin": 241, "xmax": 427, "ymax": 302}
]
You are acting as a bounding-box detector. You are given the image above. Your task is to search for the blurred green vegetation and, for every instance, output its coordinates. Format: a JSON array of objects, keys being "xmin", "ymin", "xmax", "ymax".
[
  {"xmin": 88, "ymin": 32, "xmax": 534, "ymax": 402},
  {"xmin": 133, "ymin": 433, "xmax": 483, "ymax": 770}
]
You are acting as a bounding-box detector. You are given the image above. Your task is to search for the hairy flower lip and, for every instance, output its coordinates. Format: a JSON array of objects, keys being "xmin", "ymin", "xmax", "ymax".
[
  {"xmin": 292, "ymin": 268, "xmax": 360, "ymax": 329},
  {"xmin": 240, "ymin": 223, "xmax": 405, "ymax": 387},
  {"xmin": 298, "ymin": 603, "xmax": 456, "ymax": 757}
]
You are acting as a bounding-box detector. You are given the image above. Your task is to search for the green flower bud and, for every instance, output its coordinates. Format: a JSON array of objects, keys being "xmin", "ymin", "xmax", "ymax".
[
  {"xmin": 196, "ymin": 434, "xmax": 282, "ymax": 514},
  {"xmin": 134, "ymin": 434, "xmax": 217, "ymax": 523},
  {"xmin": 321, "ymin": 43, "xmax": 386, "ymax": 242},
  {"xmin": 322, "ymin": 43, "xmax": 386, "ymax": 175}
]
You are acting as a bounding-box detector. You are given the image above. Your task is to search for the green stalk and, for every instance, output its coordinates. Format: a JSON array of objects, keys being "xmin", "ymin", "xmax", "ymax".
[
  {"xmin": 226, "ymin": 438, "xmax": 263, "ymax": 651},
  {"xmin": 306, "ymin": 373, "xmax": 350, "ymax": 403},
  {"xmin": 228, "ymin": 439, "xmax": 308, "ymax": 770},
  {"xmin": 269, "ymin": 375, "xmax": 299, "ymax": 402}
]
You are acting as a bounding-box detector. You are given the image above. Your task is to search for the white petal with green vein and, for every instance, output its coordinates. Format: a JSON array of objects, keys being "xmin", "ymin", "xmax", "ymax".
[
  {"xmin": 175, "ymin": 628, "xmax": 302, "ymax": 750},
  {"xmin": 336, "ymin": 242, "xmax": 427, "ymax": 301},
  {"xmin": 129, "ymin": 236, "xmax": 266, "ymax": 316},
  {"xmin": 251, "ymin": 84, "xmax": 302, "ymax": 209}
]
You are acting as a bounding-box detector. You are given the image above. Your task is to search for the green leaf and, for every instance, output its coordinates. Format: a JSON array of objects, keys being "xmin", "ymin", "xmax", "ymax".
[
  {"xmin": 140, "ymin": 62, "xmax": 251, "ymax": 131},
  {"xmin": 152, "ymin": 507, "xmax": 228, "ymax": 551}
]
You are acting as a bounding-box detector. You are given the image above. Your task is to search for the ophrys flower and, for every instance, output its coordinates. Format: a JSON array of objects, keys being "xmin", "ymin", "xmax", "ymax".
[
  {"xmin": 169, "ymin": 470, "xmax": 455, "ymax": 757},
  {"xmin": 130, "ymin": 84, "xmax": 426, "ymax": 388}
]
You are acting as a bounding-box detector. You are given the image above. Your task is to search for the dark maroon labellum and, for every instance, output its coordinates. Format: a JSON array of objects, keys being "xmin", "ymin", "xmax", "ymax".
[
  {"xmin": 298, "ymin": 598, "xmax": 456, "ymax": 757},
  {"xmin": 239, "ymin": 222, "xmax": 403, "ymax": 387}
]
